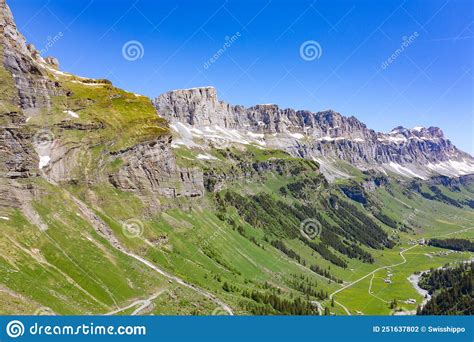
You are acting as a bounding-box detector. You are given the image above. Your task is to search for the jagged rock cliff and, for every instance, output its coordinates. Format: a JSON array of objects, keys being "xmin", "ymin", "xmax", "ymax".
[
  {"xmin": 0, "ymin": 0, "xmax": 61, "ymax": 113},
  {"xmin": 108, "ymin": 136, "xmax": 204, "ymax": 198},
  {"xmin": 0, "ymin": 0, "xmax": 203, "ymax": 202},
  {"xmin": 154, "ymin": 87, "xmax": 474, "ymax": 179},
  {"xmin": 0, "ymin": 0, "xmax": 38, "ymax": 180}
]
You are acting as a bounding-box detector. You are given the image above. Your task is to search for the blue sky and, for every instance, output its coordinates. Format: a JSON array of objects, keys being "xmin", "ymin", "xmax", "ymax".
[{"xmin": 10, "ymin": 0, "xmax": 473, "ymax": 153}]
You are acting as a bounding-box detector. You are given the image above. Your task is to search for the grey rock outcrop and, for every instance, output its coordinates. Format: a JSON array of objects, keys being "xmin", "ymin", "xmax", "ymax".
[
  {"xmin": 108, "ymin": 136, "xmax": 204, "ymax": 198},
  {"xmin": 0, "ymin": 112, "xmax": 38, "ymax": 178},
  {"xmin": 44, "ymin": 56, "xmax": 59, "ymax": 69},
  {"xmin": 0, "ymin": 1, "xmax": 39, "ymax": 179},
  {"xmin": 0, "ymin": 0, "xmax": 204, "ymax": 201},
  {"xmin": 0, "ymin": 0, "xmax": 62, "ymax": 114},
  {"xmin": 154, "ymin": 87, "xmax": 473, "ymax": 174}
]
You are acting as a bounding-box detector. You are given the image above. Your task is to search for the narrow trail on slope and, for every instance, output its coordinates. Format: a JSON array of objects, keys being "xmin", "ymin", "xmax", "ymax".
[
  {"xmin": 70, "ymin": 195, "xmax": 234, "ymax": 315},
  {"xmin": 311, "ymin": 300, "xmax": 323, "ymax": 315},
  {"xmin": 429, "ymin": 226, "xmax": 473, "ymax": 239},
  {"xmin": 106, "ymin": 290, "xmax": 167, "ymax": 316},
  {"xmin": 368, "ymin": 274, "xmax": 389, "ymax": 304}
]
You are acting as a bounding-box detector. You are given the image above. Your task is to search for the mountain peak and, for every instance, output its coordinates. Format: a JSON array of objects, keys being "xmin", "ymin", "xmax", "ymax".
[
  {"xmin": 389, "ymin": 126, "xmax": 408, "ymax": 134},
  {"xmin": 1, "ymin": 0, "xmax": 28, "ymax": 56},
  {"xmin": 155, "ymin": 86, "xmax": 473, "ymax": 177},
  {"xmin": 0, "ymin": 0, "xmax": 65, "ymax": 113},
  {"xmin": 410, "ymin": 126, "xmax": 444, "ymax": 138},
  {"xmin": 426, "ymin": 126, "xmax": 444, "ymax": 138}
]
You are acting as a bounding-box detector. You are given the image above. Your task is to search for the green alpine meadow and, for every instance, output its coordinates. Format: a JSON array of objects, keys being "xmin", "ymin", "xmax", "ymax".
[{"xmin": 0, "ymin": 0, "xmax": 472, "ymax": 317}]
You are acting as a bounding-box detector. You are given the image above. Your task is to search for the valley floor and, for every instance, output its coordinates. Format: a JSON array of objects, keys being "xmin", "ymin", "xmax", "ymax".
[{"xmin": 330, "ymin": 227, "xmax": 473, "ymax": 315}]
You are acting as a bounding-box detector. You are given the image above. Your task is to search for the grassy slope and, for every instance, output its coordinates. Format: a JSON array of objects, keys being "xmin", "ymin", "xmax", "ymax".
[
  {"xmin": 68, "ymin": 183, "xmax": 340, "ymax": 315},
  {"xmin": 0, "ymin": 178, "xmax": 219, "ymax": 315},
  {"xmin": 0, "ymin": 66, "xmax": 217, "ymax": 314},
  {"xmin": 68, "ymin": 144, "xmax": 473, "ymax": 315},
  {"xmin": 1, "ymin": 62, "xmax": 472, "ymax": 315},
  {"xmin": 331, "ymin": 180, "xmax": 473, "ymax": 315}
]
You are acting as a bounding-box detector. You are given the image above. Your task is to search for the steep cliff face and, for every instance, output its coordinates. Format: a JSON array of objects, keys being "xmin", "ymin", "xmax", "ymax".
[
  {"xmin": 0, "ymin": 0, "xmax": 203, "ymax": 201},
  {"xmin": 0, "ymin": 0, "xmax": 61, "ymax": 114},
  {"xmin": 0, "ymin": 0, "xmax": 39, "ymax": 180},
  {"xmin": 0, "ymin": 111, "xmax": 38, "ymax": 179},
  {"xmin": 155, "ymin": 87, "xmax": 243, "ymax": 127},
  {"xmin": 155, "ymin": 87, "xmax": 370, "ymax": 136},
  {"xmin": 154, "ymin": 87, "xmax": 474, "ymax": 179},
  {"xmin": 108, "ymin": 136, "xmax": 204, "ymax": 198}
]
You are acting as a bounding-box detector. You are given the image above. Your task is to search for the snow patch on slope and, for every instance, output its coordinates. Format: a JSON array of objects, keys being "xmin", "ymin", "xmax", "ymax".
[
  {"xmin": 378, "ymin": 135, "xmax": 407, "ymax": 144},
  {"xmin": 426, "ymin": 159, "xmax": 474, "ymax": 177},
  {"xmin": 383, "ymin": 162, "xmax": 426, "ymax": 179},
  {"xmin": 381, "ymin": 159, "xmax": 474, "ymax": 179},
  {"xmin": 289, "ymin": 132, "xmax": 304, "ymax": 139},
  {"xmin": 196, "ymin": 154, "xmax": 218, "ymax": 160},
  {"xmin": 169, "ymin": 122, "xmax": 267, "ymax": 148},
  {"xmin": 247, "ymin": 132, "xmax": 264, "ymax": 139},
  {"xmin": 39, "ymin": 155, "xmax": 51, "ymax": 169},
  {"xmin": 64, "ymin": 110, "xmax": 79, "ymax": 118}
]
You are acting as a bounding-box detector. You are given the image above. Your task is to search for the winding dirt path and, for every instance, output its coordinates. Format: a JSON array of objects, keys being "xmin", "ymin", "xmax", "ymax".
[
  {"xmin": 368, "ymin": 273, "xmax": 389, "ymax": 304},
  {"xmin": 70, "ymin": 195, "xmax": 234, "ymax": 315},
  {"xmin": 106, "ymin": 289, "xmax": 167, "ymax": 315}
]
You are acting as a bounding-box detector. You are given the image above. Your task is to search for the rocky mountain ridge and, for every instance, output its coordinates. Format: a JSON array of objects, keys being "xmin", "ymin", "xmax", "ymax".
[
  {"xmin": 154, "ymin": 87, "xmax": 474, "ymax": 179},
  {"xmin": 0, "ymin": 0, "xmax": 473, "ymax": 317},
  {"xmin": 0, "ymin": 0, "xmax": 204, "ymax": 206}
]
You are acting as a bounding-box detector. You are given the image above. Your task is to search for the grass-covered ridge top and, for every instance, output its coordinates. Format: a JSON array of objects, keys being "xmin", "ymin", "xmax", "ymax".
[{"xmin": 35, "ymin": 69, "xmax": 170, "ymax": 152}]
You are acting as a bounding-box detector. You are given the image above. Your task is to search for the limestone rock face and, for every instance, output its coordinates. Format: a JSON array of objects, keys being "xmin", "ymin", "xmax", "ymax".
[
  {"xmin": 155, "ymin": 87, "xmax": 246, "ymax": 128},
  {"xmin": 44, "ymin": 56, "xmax": 59, "ymax": 69},
  {"xmin": 0, "ymin": 112, "xmax": 38, "ymax": 178},
  {"xmin": 154, "ymin": 87, "xmax": 474, "ymax": 177},
  {"xmin": 0, "ymin": 0, "xmax": 62, "ymax": 114},
  {"xmin": 0, "ymin": 0, "xmax": 204, "ymax": 200},
  {"xmin": 0, "ymin": 1, "xmax": 40, "ymax": 179},
  {"xmin": 108, "ymin": 136, "xmax": 204, "ymax": 198}
]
